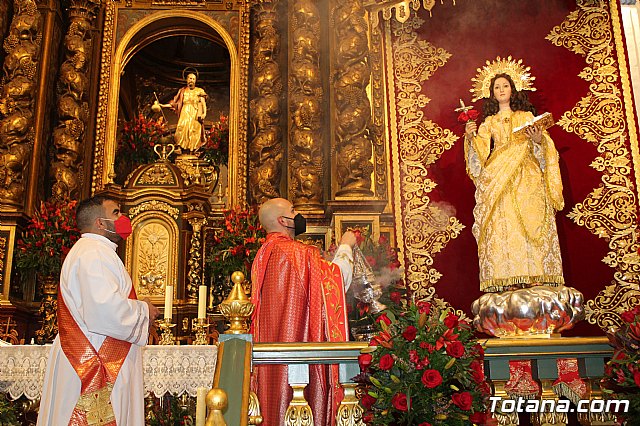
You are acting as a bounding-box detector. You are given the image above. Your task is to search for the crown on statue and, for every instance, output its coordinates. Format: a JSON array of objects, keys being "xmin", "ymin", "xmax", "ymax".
[{"xmin": 470, "ymin": 55, "xmax": 536, "ymax": 102}]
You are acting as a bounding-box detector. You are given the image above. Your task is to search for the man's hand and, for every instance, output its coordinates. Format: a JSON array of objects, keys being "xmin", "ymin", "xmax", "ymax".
[
  {"xmin": 340, "ymin": 231, "xmax": 357, "ymax": 248},
  {"xmin": 142, "ymin": 298, "xmax": 161, "ymax": 321}
]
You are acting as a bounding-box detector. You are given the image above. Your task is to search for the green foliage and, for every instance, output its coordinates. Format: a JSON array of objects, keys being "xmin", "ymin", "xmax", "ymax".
[
  {"xmin": 146, "ymin": 394, "xmax": 194, "ymax": 426},
  {"xmin": 0, "ymin": 394, "xmax": 19, "ymax": 425}
]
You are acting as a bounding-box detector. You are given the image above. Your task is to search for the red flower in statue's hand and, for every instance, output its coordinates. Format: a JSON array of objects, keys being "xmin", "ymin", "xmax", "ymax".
[{"xmin": 457, "ymin": 109, "xmax": 479, "ymax": 123}]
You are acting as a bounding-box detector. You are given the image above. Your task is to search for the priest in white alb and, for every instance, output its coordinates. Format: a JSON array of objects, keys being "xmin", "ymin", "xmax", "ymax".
[{"xmin": 37, "ymin": 195, "xmax": 160, "ymax": 426}]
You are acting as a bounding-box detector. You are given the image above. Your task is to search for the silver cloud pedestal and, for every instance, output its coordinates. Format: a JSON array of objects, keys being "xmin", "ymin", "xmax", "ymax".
[{"xmin": 471, "ymin": 286, "xmax": 585, "ymax": 337}]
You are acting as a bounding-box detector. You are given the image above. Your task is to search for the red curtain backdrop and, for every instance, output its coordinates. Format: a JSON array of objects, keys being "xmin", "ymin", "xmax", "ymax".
[{"xmin": 389, "ymin": 0, "xmax": 635, "ymax": 336}]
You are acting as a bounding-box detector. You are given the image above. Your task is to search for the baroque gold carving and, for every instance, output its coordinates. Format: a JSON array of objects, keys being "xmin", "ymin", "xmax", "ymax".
[
  {"xmin": 249, "ymin": 0, "xmax": 283, "ymax": 204},
  {"xmin": 335, "ymin": 383, "xmax": 364, "ymax": 426},
  {"xmin": 128, "ymin": 200, "xmax": 180, "ymax": 220},
  {"xmin": 186, "ymin": 216, "xmax": 206, "ymax": 300},
  {"xmin": 50, "ymin": 0, "xmax": 100, "ymax": 202},
  {"xmin": 546, "ymin": 0, "xmax": 640, "ymax": 331},
  {"xmin": 0, "ymin": 0, "xmax": 10, "ymax": 49},
  {"xmin": 137, "ymin": 163, "xmax": 177, "ymax": 186},
  {"xmin": 136, "ymin": 223, "xmax": 170, "ymax": 296},
  {"xmin": 127, "ymin": 214, "xmax": 179, "ymax": 300},
  {"xmin": 174, "ymin": 156, "xmax": 219, "ymax": 192},
  {"xmin": 369, "ymin": 19, "xmax": 388, "ymax": 199},
  {"xmin": 332, "ymin": 0, "xmax": 373, "ymax": 197},
  {"xmin": 0, "ymin": 0, "xmax": 41, "ymax": 208},
  {"xmin": 92, "ymin": 0, "xmax": 114, "ymax": 191},
  {"xmin": 388, "ymin": 16, "xmax": 462, "ymax": 298},
  {"xmin": 0, "ymin": 236, "xmax": 6, "ymax": 298},
  {"xmin": 284, "ymin": 384, "xmax": 313, "ymax": 426},
  {"xmin": 288, "ymin": 0, "xmax": 323, "ymax": 210},
  {"xmin": 93, "ymin": 7, "xmax": 249, "ymax": 206}
]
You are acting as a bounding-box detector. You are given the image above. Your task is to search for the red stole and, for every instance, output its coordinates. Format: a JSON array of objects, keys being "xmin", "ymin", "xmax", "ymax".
[
  {"xmin": 58, "ymin": 286, "xmax": 137, "ymax": 425},
  {"xmin": 251, "ymin": 232, "xmax": 348, "ymax": 426}
]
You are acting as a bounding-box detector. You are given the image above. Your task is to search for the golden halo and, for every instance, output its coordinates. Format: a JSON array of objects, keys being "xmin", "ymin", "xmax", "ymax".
[
  {"xmin": 182, "ymin": 67, "xmax": 199, "ymax": 81},
  {"xmin": 470, "ymin": 56, "xmax": 536, "ymax": 102}
]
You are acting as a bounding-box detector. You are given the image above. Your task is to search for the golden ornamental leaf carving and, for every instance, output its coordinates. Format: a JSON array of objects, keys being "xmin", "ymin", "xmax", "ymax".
[
  {"xmin": 390, "ymin": 16, "xmax": 461, "ymax": 299},
  {"xmin": 549, "ymin": 1, "xmax": 640, "ymax": 330}
]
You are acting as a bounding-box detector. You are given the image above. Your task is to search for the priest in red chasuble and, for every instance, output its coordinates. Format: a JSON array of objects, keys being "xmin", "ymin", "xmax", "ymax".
[{"xmin": 251, "ymin": 198, "xmax": 356, "ymax": 426}]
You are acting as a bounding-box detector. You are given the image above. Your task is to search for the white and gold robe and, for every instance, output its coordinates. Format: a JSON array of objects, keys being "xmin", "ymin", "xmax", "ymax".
[
  {"xmin": 36, "ymin": 233, "xmax": 150, "ymax": 426},
  {"xmin": 465, "ymin": 110, "xmax": 565, "ymax": 292}
]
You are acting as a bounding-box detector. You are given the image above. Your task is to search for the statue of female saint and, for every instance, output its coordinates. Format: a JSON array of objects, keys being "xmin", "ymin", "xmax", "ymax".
[
  {"xmin": 464, "ymin": 59, "xmax": 564, "ymax": 294},
  {"xmin": 160, "ymin": 69, "xmax": 207, "ymax": 153}
]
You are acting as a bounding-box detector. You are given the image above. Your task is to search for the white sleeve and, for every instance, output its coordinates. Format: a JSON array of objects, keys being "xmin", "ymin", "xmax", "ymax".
[
  {"xmin": 332, "ymin": 244, "xmax": 353, "ymax": 292},
  {"xmin": 76, "ymin": 250, "xmax": 149, "ymax": 346}
]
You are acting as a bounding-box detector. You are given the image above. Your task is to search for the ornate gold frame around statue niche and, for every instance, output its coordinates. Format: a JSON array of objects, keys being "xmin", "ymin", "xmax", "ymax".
[{"xmin": 92, "ymin": 4, "xmax": 249, "ymax": 205}]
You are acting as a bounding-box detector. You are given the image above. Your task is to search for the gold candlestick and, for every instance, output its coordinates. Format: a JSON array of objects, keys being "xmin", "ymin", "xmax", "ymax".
[
  {"xmin": 192, "ymin": 317, "xmax": 210, "ymax": 345},
  {"xmin": 157, "ymin": 318, "xmax": 176, "ymax": 345}
]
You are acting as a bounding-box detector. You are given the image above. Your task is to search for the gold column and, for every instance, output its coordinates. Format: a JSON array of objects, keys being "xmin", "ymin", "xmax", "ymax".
[
  {"xmin": 0, "ymin": 0, "xmax": 10, "ymax": 49},
  {"xmin": 249, "ymin": 0, "xmax": 283, "ymax": 204},
  {"xmin": 186, "ymin": 215, "xmax": 207, "ymax": 300},
  {"xmin": 0, "ymin": 0, "xmax": 42, "ymax": 209},
  {"xmin": 49, "ymin": 0, "xmax": 100, "ymax": 202},
  {"xmin": 368, "ymin": 16, "xmax": 388, "ymax": 199},
  {"xmin": 288, "ymin": 0, "xmax": 323, "ymax": 211},
  {"xmin": 331, "ymin": 0, "xmax": 374, "ymax": 197}
]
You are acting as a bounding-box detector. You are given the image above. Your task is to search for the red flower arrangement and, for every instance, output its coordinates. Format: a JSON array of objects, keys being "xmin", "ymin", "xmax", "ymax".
[
  {"xmin": 601, "ymin": 305, "xmax": 640, "ymax": 421},
  {"xmin": 117, "ymin": 114, "xmax": 167, "ymax": 165},
  {"xmin": 201, "ymin": 114, "xmax": 229, "ymax": 166},
  {"xmin": 15, "ymin": 200, "xmax": 81, "ymax": 277},
  {"xmin": 354, "ymin": 294, "xmax": 491, "ymax": 425},
  {"xmin": 205, "ymin": 205, "xmax": 266, "ymax": 285}
]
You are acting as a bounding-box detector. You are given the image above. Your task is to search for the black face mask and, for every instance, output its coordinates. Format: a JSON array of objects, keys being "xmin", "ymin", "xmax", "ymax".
[{"xmin": 282, "ymin": 213, "xmax": 307, "ymax": 236}]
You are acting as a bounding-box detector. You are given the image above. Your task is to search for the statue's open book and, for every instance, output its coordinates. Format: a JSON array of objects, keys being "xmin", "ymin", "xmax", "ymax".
[{"xmin": 512, "ymin": 112, "xmax": 554, "ymax": 136}]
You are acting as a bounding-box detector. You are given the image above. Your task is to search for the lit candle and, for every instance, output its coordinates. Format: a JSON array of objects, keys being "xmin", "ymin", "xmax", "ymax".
[
  {"xmin": 196, "ymin": 386, "xmax": 207, "ymax": 426},
  {"xmin": 164, "ymin": 285, "xmax": 173, "ymax": 319},
  {"xmin": 198, "ymin": 285, "xmax": 207, "ymax": 319}
]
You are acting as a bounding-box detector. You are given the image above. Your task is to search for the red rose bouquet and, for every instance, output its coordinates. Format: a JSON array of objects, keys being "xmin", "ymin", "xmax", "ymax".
[
  {"xmin": 354, "ymin": 293, "xmax": 491, "ymax": 425},
  {"xmin": 601, "ymin": 305, "xmax": 640, "ymax": 422},
  {"xmin": 117, "ymin": 113, "xmax": 167, "ymax": 165}
]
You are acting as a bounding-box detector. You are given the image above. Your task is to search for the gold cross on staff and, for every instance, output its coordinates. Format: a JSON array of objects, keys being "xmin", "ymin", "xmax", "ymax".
[{"xmin": 454, "ymin": 99, "xmax": 474, "ymax": 114}]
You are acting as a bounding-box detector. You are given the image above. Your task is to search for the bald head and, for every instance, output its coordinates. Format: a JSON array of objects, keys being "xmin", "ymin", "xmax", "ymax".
[{"xmin": 259, "ymin": 198, "xmax": 295, "ymax": 235}]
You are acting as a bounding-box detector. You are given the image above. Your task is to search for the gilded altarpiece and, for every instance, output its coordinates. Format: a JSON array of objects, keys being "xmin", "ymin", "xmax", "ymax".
[
  {"xmin": 380, "ymin": 0, "xmax": 640, "ymax": 334},
  {"xmin": 91, "ymin": 0, "xmax": 250, "ymax": 205}
]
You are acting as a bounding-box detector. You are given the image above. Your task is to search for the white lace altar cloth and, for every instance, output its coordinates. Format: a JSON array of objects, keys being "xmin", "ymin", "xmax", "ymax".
[{"xmin": 0, "ymin": 344, "xmax": 218, "ymax": 400}]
